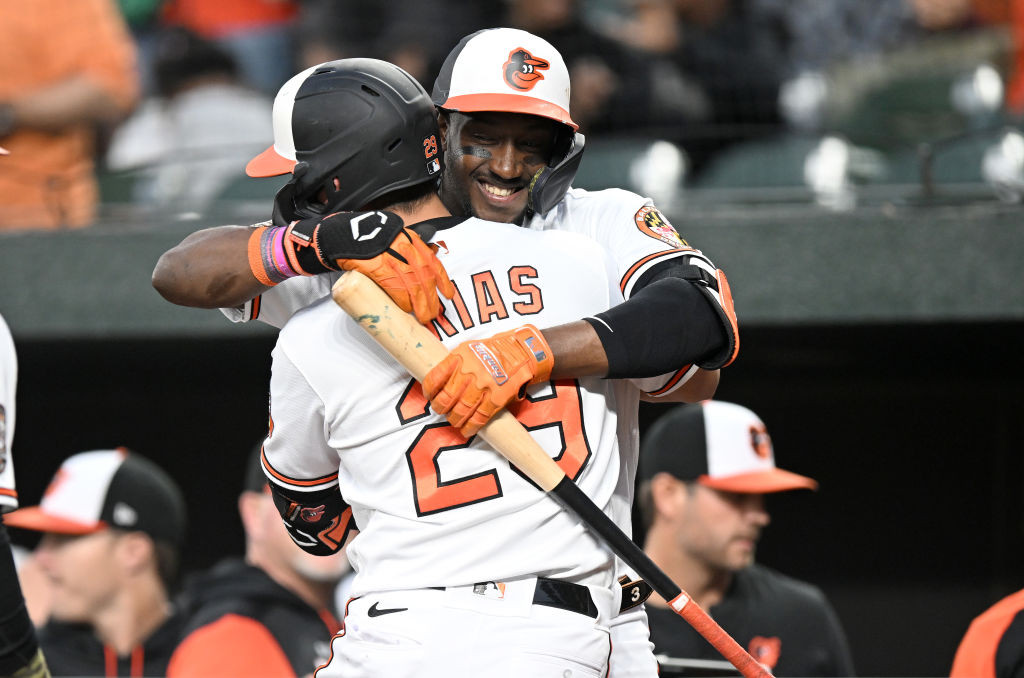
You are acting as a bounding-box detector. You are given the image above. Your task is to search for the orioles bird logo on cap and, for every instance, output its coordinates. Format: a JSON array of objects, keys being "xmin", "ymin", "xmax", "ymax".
[
  {"xmin": 749, "ymin": 424, "xmax": 772, "ymax": 460},
  {"xmin": 503, "ymin": 48, "xmax": 549, "ymax": 91}
]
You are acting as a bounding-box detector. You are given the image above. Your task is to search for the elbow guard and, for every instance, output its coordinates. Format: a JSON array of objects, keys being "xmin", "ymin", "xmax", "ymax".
[
  {"xmin": 269, "ymin": 484, "xmax": 356, "ymax": 556},
  {"xmin": 644, "ymin": 253, "xmax": 738, "ymax": 370},
  {"xmin": 585, "ymin": 255, "xmax": 739, "ymax": 378}
]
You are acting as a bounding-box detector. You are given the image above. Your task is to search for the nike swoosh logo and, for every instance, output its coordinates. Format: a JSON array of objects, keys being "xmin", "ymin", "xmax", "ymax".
[{"xmin": 367, "ymin": 601, "xmax": 408, "ymax": 617}]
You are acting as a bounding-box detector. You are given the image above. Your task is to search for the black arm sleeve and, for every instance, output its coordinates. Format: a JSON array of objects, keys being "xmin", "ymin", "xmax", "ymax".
[
  {"xmin": 583, "ymin": 260, "xmax": 727, "ymax": 378},
  {"xmin": 269, "ymin": 484, "xmax": 357, "ymax": 556},
  {"xmin": 0, "ymin": 522, "xmax": 46, "ymax": 678}
]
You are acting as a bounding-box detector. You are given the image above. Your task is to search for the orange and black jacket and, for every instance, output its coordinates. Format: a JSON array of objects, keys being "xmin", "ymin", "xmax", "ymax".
[
  {"xmin": 951, "ymin": 588, "xmax": 1024, "ymax": 678},
  {"xmin": 166, "ymin": 559, "xmax": 341, "ymax": 677},
  {"xmin": 37, "ymin": 613, "xmax": 185, "ymax": 677}
]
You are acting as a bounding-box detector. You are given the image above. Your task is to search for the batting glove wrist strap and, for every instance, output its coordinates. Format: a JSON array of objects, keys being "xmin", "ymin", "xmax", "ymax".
[
  {"xmin": 248, "ymin": 225, "xmax": 301, "ymax": 286},
  {"xmin": 284, "ymin": 210, "xmax": 406, "ymax": 274},
  {"xmin": 423, "ymin": 325, "xmax": 554, "ymax": 437}
]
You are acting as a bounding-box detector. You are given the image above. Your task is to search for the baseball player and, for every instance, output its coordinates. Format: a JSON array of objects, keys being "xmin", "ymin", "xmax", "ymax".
[
  {"xmin": 638, "ymin": 401, "xmax": 855, "ymax": 676},
  {"xmin": 250, "ymin": 57, "xmax": 727, "ymax": 678},
  {"xmin": 152, "ymin": 29, "xmax": 740, "ymax": 677},
  {"xmin": 0, "ymin": 309, "xmax": 52, "ymax": 678}
]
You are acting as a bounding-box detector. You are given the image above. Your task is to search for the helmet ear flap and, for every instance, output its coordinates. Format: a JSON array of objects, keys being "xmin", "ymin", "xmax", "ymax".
[
  {"xmin": 273, "ymin": 162, "xmax": 327, "ymax": 225},
  {"xmin": 272, "ymin": 181, "xmax": 298, "ymax": 226},
  {"xmin": 527, "ymin": 132, "xmax": 585, "ymax": 216}
]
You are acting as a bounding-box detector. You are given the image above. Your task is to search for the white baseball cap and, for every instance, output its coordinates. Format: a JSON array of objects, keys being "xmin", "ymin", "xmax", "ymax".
[
  {"xmin": 4, "ymin": 448, "xmax": 187, "ymax": 545},
  {"xmin": 432, "ymin": 27, "xmax": 577, "ymax": 130},
  {"xmin": 639, "ymin": 401, "xmax": 818, "ymax": 493}
]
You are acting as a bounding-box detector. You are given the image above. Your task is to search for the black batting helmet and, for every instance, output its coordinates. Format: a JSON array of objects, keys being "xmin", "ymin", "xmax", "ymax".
[{"xmin": 247, "ymin": 58, "xmax": 443, "ymax": 221}]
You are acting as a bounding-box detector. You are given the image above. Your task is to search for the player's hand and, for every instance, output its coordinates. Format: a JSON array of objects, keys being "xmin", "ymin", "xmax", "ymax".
[
  {"xmin": 422, "ymin": 325, "xmax": 554, "ymax": 437},
  {"xmin": 285, "ymin": 210, "xmax": 454, "ymax": 323},
  {"xmin": 340, "ymin": 228, "xmax": 455, "ymax": 324}
]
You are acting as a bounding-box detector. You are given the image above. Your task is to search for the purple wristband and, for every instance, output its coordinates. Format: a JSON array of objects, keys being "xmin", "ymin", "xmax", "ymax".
[
  {"xmin": 271, "ymin": 227, "xmax": 299, "ymax": 278},
  {"xmin": 259, "ymin": 226, "xmax": 299, "ymax": 283}
]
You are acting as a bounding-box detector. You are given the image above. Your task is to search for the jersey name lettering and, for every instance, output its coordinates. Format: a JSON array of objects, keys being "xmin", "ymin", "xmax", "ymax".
[{"xmin": 431, "ymin": 267, "xmax": 545, "ymax": 339}]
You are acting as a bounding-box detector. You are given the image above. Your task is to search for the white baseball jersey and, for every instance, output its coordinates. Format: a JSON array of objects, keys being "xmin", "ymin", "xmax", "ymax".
[
  {"xmin": 264, "ymin": 217, "xmax": 653, "ymax": 595},
  {"xmin": 233, "ymin": 190, "xmax": 701, "ymax": 677},
  {"xmin": 237, "ymin": 193, "xmax": 703, "ymax": 547},
  {"xmin": 0, "ymin": 313, "xmax": 18, "ymax": 513}
]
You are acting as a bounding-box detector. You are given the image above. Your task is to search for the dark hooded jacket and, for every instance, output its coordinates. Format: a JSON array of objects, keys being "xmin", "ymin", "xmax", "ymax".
[{"xmin": 166, "ymin": 559, "xmax": 341, "ymax": 678}]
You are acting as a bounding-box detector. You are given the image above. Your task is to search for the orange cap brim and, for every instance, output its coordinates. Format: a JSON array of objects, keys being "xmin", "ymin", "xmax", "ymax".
[
  {"xmin": 3, "ymin": 506, "xmax": 106, "ymax": 535},
  {"xmin": 699, "ymin": 469, "xmax": 818, "ymax": 494},
  {"xmin": 246, "ymin": 145, "xmax": 296, "ymax": 178},
  {"xmin": 442, "ymin": 93, "xmax": 577, "ymax": 130}
]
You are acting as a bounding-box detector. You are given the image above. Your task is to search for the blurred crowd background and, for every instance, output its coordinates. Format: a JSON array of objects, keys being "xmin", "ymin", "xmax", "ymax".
[{"xmin": 2, "ymin": 0, "xmax": 1024, "ymax": 229}]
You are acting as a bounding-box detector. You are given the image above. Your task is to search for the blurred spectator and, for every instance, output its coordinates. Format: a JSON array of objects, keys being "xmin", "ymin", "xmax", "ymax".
[
  {"xmin": 614, "ymin": 0, "xmax": 789, "ymax": 171},
  {"xmin": 755, "ymin": 0, "xmax": 974, "ymax": 78},
  {"xmin": 160, "ymin": 0, "xmax": 299, "ymax": 95},
  {"xmin": 950, "ymin": 588, "xmax": 1024, "ymax": 678},
  {"xmin": 166, "ymin": 445, "xmax": 349, "ymax": 677},
  {"xmin": 637, "ymin": 401, "xmax": 854, "ymax": 676},
  {"xmin": 295, "ymin": 0, "xmax": 488, "ymax": 87},
  {"xmin": 116, "ymin": 0, "xmax": 170, "ymax": 96},
  {"xmin": 501, "ymin": 0, "xmax": 707, "ymax": 138},
  {"xmin": 974, "ymin": 0, "xmax": 1024, "ymax": 113},
  {"xmin": 4, "ymin": 449, "xmax": 188, "ymax": 677},
  {"xmin": 0, "ymin": 0, "xmax": 139, "ymax": 230},
  {"xmin": 105, "ymin": 27, "xmax": 274, "ymax": 211}
]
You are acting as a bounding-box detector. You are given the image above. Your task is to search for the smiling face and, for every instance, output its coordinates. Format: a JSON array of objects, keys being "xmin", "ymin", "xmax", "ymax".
[{"xmin": 438, "ymin": 111, "xmax": 560, "ymax": 224}]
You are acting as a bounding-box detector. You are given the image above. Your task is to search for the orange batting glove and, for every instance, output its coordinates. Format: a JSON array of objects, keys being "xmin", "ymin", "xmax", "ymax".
[
  {"xmin": 340, "ymin": 228, "xmax": 455, "ymax": 325},
  {"xmin": 423, "ymin": 325, "xmax": 555, "ymax": 437}
]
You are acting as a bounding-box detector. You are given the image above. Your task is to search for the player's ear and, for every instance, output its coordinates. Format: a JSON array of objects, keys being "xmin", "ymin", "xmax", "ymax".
[
  {"xmin": 650, "ymin": 472, "xmax": 686, "ymax": 520},
  {"xmin": 437, "ymin": 111, "xmax": 450, "ymax": 151},
  {"xmin": 238, "ymin": 492, "xmax": 262, "ymax": 536},
  {"xmin": 115, "ymin": 532, "xmax": 155, "ymax": 576}
]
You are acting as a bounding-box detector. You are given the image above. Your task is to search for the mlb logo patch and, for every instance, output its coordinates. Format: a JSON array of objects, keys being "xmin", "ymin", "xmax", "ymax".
[
  {"xmin": 524, "ymin": 336, "xmax": 547, "ymax": 363},
  {"xmin": 427, "ymin": 158, "xmax": 441, "ymax": 175}
]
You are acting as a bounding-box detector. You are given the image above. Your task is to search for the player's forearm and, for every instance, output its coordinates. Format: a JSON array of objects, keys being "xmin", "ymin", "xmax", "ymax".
[
  {"xmin": 152, "ymin": 226, "xmax": 269, "ymax": 309},
  {"xmin": 542, "ymin": 321, "xmax": 609, "ymax": 379}
]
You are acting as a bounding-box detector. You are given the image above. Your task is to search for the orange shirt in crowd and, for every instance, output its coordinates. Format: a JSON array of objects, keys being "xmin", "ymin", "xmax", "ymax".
[
  {"xmin": 161, "ymin": 0, "xmax": 299, "ymax": 38},
  {"xmin": 0, "ymin": 0, "xmax": 138, "ymax": 230}
]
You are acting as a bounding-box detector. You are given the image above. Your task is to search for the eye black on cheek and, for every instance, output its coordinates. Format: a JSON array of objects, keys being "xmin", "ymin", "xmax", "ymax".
[{"xmin": 460, "ymin": 146, "xmax": 491, "ymax": 159}]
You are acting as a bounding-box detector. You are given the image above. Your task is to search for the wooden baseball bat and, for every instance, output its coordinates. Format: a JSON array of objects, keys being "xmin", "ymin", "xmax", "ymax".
[{"xmin": 331, "ymin": 271, "xmax": 771, "ymax": 678}]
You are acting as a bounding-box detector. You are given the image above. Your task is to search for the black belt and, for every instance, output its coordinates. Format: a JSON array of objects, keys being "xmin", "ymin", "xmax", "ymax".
[
  {"xmin": 532, "ymin": 577, "xmax": 599, "ymax": 619},
  {"xmin": 430, "ymin": 578, "xmax": 598, "ymax": 619}
]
